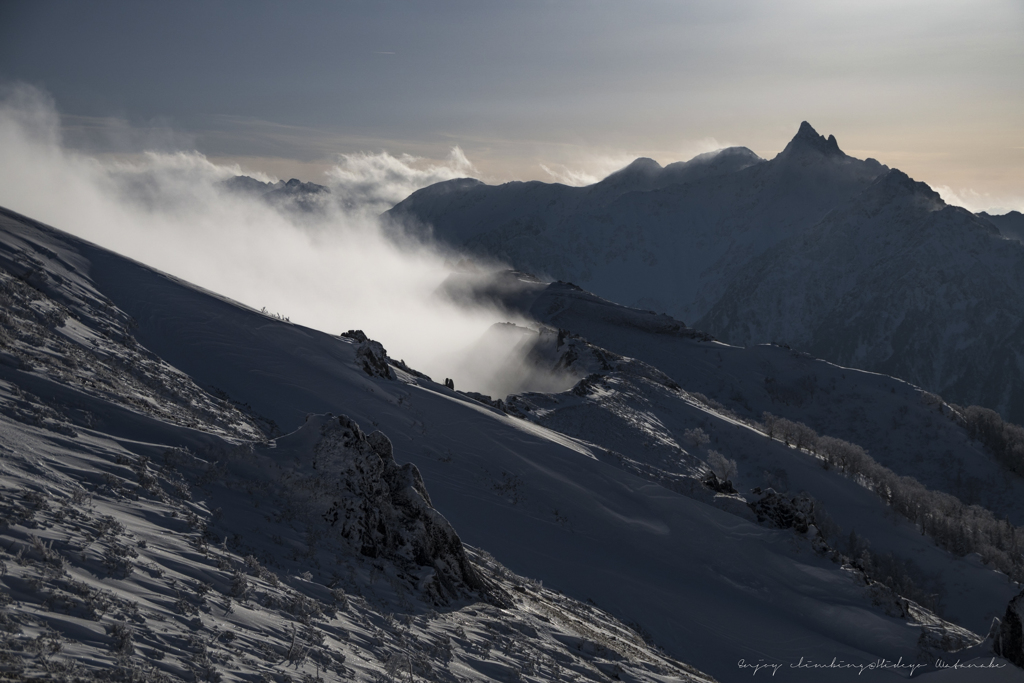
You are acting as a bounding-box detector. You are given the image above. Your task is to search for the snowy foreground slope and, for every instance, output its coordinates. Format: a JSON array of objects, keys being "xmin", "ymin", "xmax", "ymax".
[
  {"xmin": 0, "ymin": 208, "xmax": 708, "ymax": 683},
  {"xmin": 1, "ymin": 206, "xmax": 1023, "ymax": 682},
  {"xmin": 387, "ymin": 123, "xmax": 1024, "ymax": 426}
]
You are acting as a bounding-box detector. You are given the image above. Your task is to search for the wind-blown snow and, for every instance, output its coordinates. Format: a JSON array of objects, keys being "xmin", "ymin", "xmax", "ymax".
[
  {"xmin": 0, "ymin": 84, "xmax": 557, "ymax": 396},
  {"xmin": 325, "ymin": 147, "xmax": 476, "ymax": 215}
]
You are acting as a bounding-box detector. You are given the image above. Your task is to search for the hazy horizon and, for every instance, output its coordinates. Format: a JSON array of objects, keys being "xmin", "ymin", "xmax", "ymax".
[{"xmin": 1, "ymin": 0, "xmax": 1021, "ymax": 214}]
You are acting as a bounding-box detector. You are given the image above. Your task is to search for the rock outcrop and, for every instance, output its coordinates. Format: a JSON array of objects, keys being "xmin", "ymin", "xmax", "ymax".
[
  {"xmin": 993, "ymin": 589, "xmax": 1024, "ymax": 667},
  {"xmin": 341, "ymin": 329, "xmax": 394, "ymax": 379},
  {"xmin": 304, "ymin": 415, "xmax": 480, "ymax": 600},
  {"xmin": 748, "ymin": 488, "xmax": 814, "ymax": 533}
]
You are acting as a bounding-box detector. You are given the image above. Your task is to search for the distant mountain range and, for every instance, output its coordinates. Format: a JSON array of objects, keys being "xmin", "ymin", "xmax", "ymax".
[
  {"xmin": 386, "ymin": 122, "xmax": 1024, "ymax": 423},
  {"xmin": 982, "ymin": 210, "xmax": 1024, "ymax": 243},
  {"xmin": 220, "ymin": 175, "xmax": 330, "ymax": 212}
]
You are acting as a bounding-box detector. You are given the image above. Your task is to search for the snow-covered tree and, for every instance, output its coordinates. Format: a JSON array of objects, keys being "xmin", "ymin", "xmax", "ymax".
[
  {"xmin": 683, "ymin": 427, "xmax": 710, "ymax": 449},
  {"xmin": 707, "ymin": 450, "xmax": 738, "ymax": 482}
]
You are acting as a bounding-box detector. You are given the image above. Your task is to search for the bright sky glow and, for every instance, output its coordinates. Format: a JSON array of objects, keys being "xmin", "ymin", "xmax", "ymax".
[{"xmin": 1, "ymin": 0, "xmax": 1022, "ymax": 211}]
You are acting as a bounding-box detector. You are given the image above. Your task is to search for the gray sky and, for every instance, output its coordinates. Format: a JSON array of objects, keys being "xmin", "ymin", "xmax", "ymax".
[{"xmin": 2, "ymin": 0, "xmax": 1022, "ymax": 210}]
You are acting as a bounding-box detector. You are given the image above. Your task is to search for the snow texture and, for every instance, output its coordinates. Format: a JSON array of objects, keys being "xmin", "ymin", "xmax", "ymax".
[{"xmin": 2, "ymin": 202, "xmax": 1024, "ymax": 681}]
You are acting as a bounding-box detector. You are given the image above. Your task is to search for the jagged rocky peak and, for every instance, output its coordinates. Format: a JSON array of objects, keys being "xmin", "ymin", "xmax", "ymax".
[
  {"xmin": 219, "ymin": 175, "xmax": 274, "ymax": 195},
  {"xmin": 274, "ymin": 178, "xmax": 329, "ymax": 194},
  {"xmin": 287, "ymin": 413, "xmax": 483, "ymax": 601},
  {"xmin": 778, "ymin": 120, "xmax": 846, "ymax": 159},
  {"xmin": 221, "ymin": 175, "xmax": 328, "ymax": 195},
  {"xmin": 219, "ymin": 174, "xmax": 331, "ymax": 213}
]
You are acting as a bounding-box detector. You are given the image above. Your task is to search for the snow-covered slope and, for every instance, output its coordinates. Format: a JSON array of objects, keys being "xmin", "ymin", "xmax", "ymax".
[
  {"xmin": 3, "ymin": 206, "xmax": 1024, "ymax": 681},
  {"xmin": 0, "ymin": 408, "xmax": 705, "ymax": 683},
  {"xmin": 0, "ymin": 207, "xmax": 711, "ymax": 682},
  {"xmin": 444, "ymin": 270, "xmax": 1024, "ymax": 526},
  {"xmin": 696, "ymin": 172, "xmax": 1024, "ymax": 424},
  {"xmin": 442, "ymin": 269, "xmax": 1024, "ymax": 654}
]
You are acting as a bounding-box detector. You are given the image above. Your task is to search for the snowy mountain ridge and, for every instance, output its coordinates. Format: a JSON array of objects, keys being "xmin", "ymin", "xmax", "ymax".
[{"xmin": 387, "ymin": 123, "xmax": 1024, "ymax": 426}]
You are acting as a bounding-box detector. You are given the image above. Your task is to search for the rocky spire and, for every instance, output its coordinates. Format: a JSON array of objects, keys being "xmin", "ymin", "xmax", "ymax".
[{"xmin": 778, "ymin": 121, "xmax": 845, "ymax": 159}]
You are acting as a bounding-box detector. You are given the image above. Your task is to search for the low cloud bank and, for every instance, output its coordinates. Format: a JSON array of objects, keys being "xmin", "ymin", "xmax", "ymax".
[
  {"xmin": 326, "ymin": 147, "xmax": 476, "ymax": 215},
  {"xmin": 0, "ymin": 83, "xmax": 550, "ymax": 400}
]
